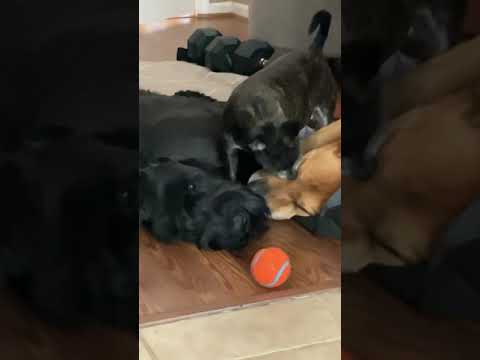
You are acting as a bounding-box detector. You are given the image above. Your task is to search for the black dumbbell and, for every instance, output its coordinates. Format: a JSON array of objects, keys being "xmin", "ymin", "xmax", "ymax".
[
  {"xmin": 177, "ymin": 28, "xmax": 222, "ymax": 66},
  {"xmin": 205, "ymin": 36, "xmax": 241, "ymax": 72},
  {"xmin": 232, "ymin": 39, "xmax": 274, "ymax": 75}
]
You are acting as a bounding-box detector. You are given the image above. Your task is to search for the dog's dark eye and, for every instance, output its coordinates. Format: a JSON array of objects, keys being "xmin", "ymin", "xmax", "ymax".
[
  {"xmin": 187, "ymin": 183, "xmax": 196, "ymax": 193},
  {"xmin": 117, "ymin": 191, "xmax": 131, "ymax": 208},
  {"xmin": 283, "ymin": 121, "xmax": 301, "ymax": 136},
  {"xmin": 282, "ymin": 136, "xmax": 297, "ymax": 147}
]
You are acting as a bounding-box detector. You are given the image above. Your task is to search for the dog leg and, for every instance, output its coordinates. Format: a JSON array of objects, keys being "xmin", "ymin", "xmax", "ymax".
[
  {"xmin": 342, "ymin": 236, "xmax": 407, "ymax": 273},
  {"xmin": 364, "ymin": 110, "xmax": 420, "ymax": 162},
  {"xmin": 300, "ymin": 119, "xmax": 341, "ymax": 155},
  {"xmin": 224, "ymin": 134, "xmax": 241, "ymax": 181},
  {"xmin": 383, "ymin": 36, "xmax": 480, "ymax": 120},
  {"xmin": 363, "ymin": 37, "xmax": 480, "ymax": 171}
]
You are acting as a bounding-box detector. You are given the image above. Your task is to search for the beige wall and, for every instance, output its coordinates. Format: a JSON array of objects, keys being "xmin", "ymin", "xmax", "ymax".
[
  {"xmin": 139, "ymin": 0, "xmax": 195, "ymax": 23},
  {"xmin": 249, "ymin": 0, "xmax": 340, "ymax": 56}
]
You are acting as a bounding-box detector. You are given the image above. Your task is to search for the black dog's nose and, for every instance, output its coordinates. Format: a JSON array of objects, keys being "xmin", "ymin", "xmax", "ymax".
[
  {"xmin": 207, "ymin": 239, "xmax": 221, "ymax": 251},
  {"xmin": 232, "ymin": 212, "xmax": 250, "ymax": 233}
]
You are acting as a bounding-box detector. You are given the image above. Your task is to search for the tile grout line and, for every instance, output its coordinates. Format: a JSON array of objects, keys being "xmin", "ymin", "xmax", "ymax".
[
  {"xmin": 140, "ymin": 333, "xmax": 159, "ymax": 360},
  {"xmin": 230, "ymin": 337, "xmax": 341, "ymax": 360},
  {"xmin": 140, "ymin": 288, "xmax": 340, "ymax": 329}
]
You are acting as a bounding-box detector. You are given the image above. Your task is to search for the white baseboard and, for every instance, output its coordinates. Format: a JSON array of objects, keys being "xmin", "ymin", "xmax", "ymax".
[
  {"xmin": 208, "ymin": 1, "xmax": 231, "ymax": 14},
  {"xmin": 200, "ymin": 1, "xmax": 249, "ymax": 18},
  {"xmin": 208, "ymin": 1, "xmax": 233, "ymax": 14}
]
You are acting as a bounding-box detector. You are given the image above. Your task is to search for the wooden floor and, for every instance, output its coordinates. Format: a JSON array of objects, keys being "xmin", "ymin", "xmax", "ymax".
[
  {"xmin": 342, "ymin": 273, "xmax": 480, "ymax": 359},
  {"xmin": 140, "ymin": 221, "xmax": 340, "ymax": 325},
  {"xmin": 1, "ymin": 289, "xmax": 137, "ymax": 360},
  {"xmin": 140, "ymin": 15, "xmax": 249, "ymax": 62}
]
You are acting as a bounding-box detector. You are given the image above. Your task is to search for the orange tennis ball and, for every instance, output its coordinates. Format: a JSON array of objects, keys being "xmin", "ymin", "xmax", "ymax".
[{"xmin": 250, "ymin": 247, "xmax": 291, "ymax": 288}]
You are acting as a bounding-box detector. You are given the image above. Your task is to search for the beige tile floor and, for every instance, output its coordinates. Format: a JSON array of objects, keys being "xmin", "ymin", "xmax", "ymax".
[{"xmin": 140, "ymin": 288, "xmax": 340, "ymax": 360}]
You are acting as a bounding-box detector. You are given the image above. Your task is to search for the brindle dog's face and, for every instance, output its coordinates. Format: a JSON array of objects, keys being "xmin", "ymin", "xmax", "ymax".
[
  {"xmin": 231, "ymin": 121, "xmax": 302, "ymax": 178},
  {"xmin": 140, "ymin": 159, "xmax": 269, "ymax": 250}
]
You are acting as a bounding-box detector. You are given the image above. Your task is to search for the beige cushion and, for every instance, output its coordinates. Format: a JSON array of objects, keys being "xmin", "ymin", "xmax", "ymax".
[{"xmin": 139, "ymin": 61, "xmax": 248, "ymax": 101}]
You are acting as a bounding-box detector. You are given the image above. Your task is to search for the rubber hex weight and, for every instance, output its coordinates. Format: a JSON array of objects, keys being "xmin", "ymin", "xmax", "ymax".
[
  {"xmin": 232, "ymin": 39, "xmax": 274, "ymax": 75},
  {"xmin": 205, "ymin": 36, "xmax": 241, "ymax": 72},
  {"xmin": 187, "ymin": 28, "xmax": 222, "ymax": 65}
]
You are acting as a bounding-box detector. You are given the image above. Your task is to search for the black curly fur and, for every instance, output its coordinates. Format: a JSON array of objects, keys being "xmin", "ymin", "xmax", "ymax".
[
  {"xmin": 139, "ymin": 89, "xmax": 158, "ymax": 96},
  {"xmin": 174, "ymin": 90, "xmax": 219, "ymax": 102},
  {"xmin": 139, "ymin": 89, "xmax": 220, "ymax": 103}
]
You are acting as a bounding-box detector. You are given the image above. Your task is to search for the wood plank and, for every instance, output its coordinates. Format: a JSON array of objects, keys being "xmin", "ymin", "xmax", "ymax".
[
  {"xmin": 0, "ymin": 290, "xmax": 136, "ymax": 360},
  {"xmin": 342, "ymin": 273, "xmax": 480, "ymax": 359},
  {"xmin": 140, "ymin": 220, "xmax": 340, "ymax": 324}
]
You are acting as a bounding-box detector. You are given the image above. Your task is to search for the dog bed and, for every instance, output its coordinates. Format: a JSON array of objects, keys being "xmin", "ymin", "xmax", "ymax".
[{"xmin": 140, "ymin": 60, "xmax": 247, "ymax": 101}]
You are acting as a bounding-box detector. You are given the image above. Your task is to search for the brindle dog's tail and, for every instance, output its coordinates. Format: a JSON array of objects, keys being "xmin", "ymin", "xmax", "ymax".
[{"xmin": 309, "ymin": 10, "xmax": 332, "ymax": 50}]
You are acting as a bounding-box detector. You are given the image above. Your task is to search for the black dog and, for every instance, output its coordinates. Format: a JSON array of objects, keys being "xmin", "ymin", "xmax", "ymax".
[
  {"xmin": 222, "ymin": 11, "xmax": 337, "ymax": 181},
  {"xmin": 140, "ymin": 91, "xmax": 268, "ymax": 251},
  {"xmin": 342, "ymin": 0, "xmax": 467, "ymax": 169},
  {"xmin": 0, "ymin": 0, "xmax": 139, "ymax": 337},
  {"xmin": 0, "ymin": 137, "xmax": 138, "ymax": 329}
]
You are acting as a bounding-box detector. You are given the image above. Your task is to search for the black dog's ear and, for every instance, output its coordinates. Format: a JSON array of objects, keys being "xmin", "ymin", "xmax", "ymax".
[
  {"xmin": 139, "ymin": 159, "xmax": 174, "ymax": 219},
  {"xmin": 139, "ymin": 165, "xmax": 158, "ymax": 230}
]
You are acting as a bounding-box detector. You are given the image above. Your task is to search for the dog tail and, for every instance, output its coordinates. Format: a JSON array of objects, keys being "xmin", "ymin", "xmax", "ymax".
[{"xmin": 309, "ymin": 10, "xmax": 332, "ymax": 50}]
